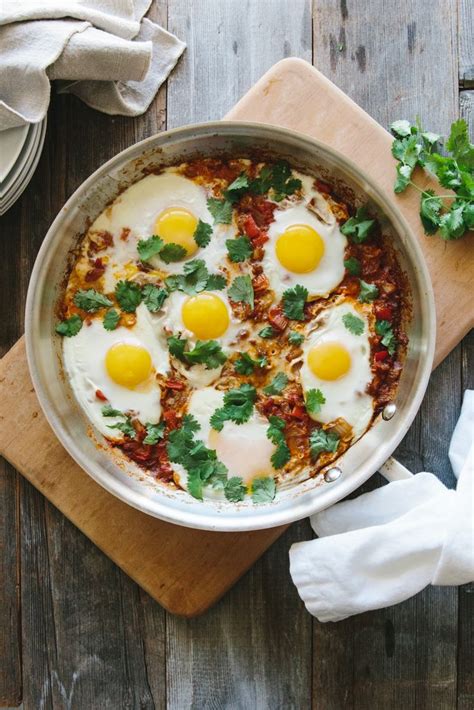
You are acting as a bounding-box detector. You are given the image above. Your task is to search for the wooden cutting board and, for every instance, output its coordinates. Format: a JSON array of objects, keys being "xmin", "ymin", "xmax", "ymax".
[{"xmin": 0, "ymin": 59, "xmax": 472, "ymax": 617}]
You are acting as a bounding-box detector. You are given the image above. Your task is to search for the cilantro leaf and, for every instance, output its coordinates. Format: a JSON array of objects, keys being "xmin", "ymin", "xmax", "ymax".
[
  {"xmin": 344, "ymin": 257, "xmax": 361, "ymax": 276},
  {"xmin": 226, "ymin": 235, "xmax": 253, "ymax": 262},
  {"xmin": 165, "ymin": 259, "xmax": 209, "ymax": 295},
  {"xmin": 342, "ymin": 312, "xmax": 365, "ymax": 335},
  {"xmin": 310, "ymin": 429, "xmax": 340, "ymax": 460},
  {"xmin": 375, "ymin": 320, "xmax": 397, "ymax": 355},
  {"xmin": 439, "ymin": 204, "xmax": 467, "ymax": 240},
  {"xmin": 259, "ymin": 326, "xmax": 277, "ymax": 339},
  {"xmin": 103, "ymin": 308, "xmax": 120, "ymax": 331},
  {"xmin": 107, "ymin": 418, "xmax": 135, "ymax": 438},
  {"xmin": 282, "ymin": 284, "xmax": 308, "ymax": 321},
  {"xmin": 194, "ymin": 220, "xmax": 213, "ymax": 248},
  {"xmin": 205, "ymin": 273, "xmax": 227, "ymax": 291},
  {"xmin": 143, "ymin": 421, "xmax": 165, "ymax": 445},
  {"xmin": 224, "ymin": 477, "xmax": 247, "ymax": 502},
  {"xmin": 159, "ymin": 243, "xmax": 187, "ymax": 263},
  {"xmin": 73, "ymin": 289, "xmax": 112, "ymax": 313},
  {"xmin": 101, "ymin": 405, "xmax": 123, "ymax": 417},
  {"xmin": 390, "ymin": 120, "xmax": 412, "ymax": 138},
  {"xmin": 207, "ymin": 197, "xmax": 233, "ymax": 224},
  {"xmin": 181, "ymin": 414, "xmax": 201, "ymax": 434},
  {"xmin": 250, "ymin": 161, "xmax": 302, "ymax": 201},
  {"xmin": 137, "ymin": 235, "xmax": 164, "ymax": 262},
  {"xmin": 446, "ymin": 119, "xmax": 474, "ymax": 169},
  {"xmin": 288, "ymin": 330, "xmax": 304, "ymax": 345},
  {"xmin": 251, "ymin": 476, "xmax": 276, "ymax": 503},
  {"xmin": 223, "ymin": 173, "xmax": 250, "ymax": 203},
  {"xmin": 420, "ymin": 190, "xmax": 443, "ymax": 234},
  {"xmin": 305, "ymin": 389, "xmax": 326, "ymax": 415},
  {"xmin": 210, "ymin": 384, "xmax": 257, "ymax": 431},
  {"xmin": 263, "ymin": 372, "xmax": 288, "ymax": 395},
  {"xmin": 167, "ymin": 336, "xmax": 226, "ymax": 370},
  {"xmin": 142, "ymin": 284, "xmax": 168, "ymax": 312},
  {"xmin": 341, "ymin": 207, "xmax": 375, "ymax": 243},
  {"xmin": 234, "ymin": 352, "xmax": 267, "ymax": 375},
  {"xmin": 55, "ymin": 314, "xmax": 82, "ymax": 337},
  {"xmin": 359, "ymin": 279, "xmax": 379, "ymax": 303},
  {"xmin": 115, "ymin": 280, "xmax": 142, "ymax": 313},
  {"xmin": 228, "ymin": 275, "xmax": 254, "ymax": 310},
  {"xmin": 266, "ymin": 416, "xmax": 290, "ymax": 470}
]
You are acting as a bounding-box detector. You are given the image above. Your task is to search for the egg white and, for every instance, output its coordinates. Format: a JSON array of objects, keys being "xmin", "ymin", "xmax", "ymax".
[
  {"xmin": 63, "ymin": 304, "xmax": 169, "ymax": 439},
  {"xmin": 172, "ymin": 387, "xmax": 277, "ymax": 500},
  {"xmin": 300, "ymin": 301, "xmax": 374, "ymax": 440},
  {"xmin": 262, "ymin": 202, "xmax": 347, "ymax": 300},
  {"xmin": 86, "ymin": 171, "xmax": 231, "ymax": 291}
]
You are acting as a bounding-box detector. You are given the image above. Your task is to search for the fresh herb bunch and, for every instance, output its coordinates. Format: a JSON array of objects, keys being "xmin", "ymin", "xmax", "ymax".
[{"xmin": 390, "ymin": 118, "xmax": 473, "ymax": 240}]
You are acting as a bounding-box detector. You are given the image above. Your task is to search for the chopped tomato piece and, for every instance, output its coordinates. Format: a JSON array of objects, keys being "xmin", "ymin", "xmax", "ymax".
[
  {"xmin": 243, "ymin": 214, "xmax": 261, "ymax": 239},
  {"xmin": 374, "ymin": 350, "xmax": 389, "ymax": 362},
  {"xmin": 375, "ymin": 305, "xmax": 393, "ymax": 321},
  {"xmin": 268, "ymin": 306, "xmax": 288, "ymax": 332},
  {"xmin": 165, "ymin": 379, "xmax": 185, "ymax": 391},
  {"xmin": 163, "ymin": 410, "xmax": 179, "ymax": 428},
  {"xmin": 290, "ymin": 405, "xmax": 306, "ymax": 420},
  {"xmin": 252, "ymin": 273, "xmax": 269, "ymax": 293},
  {"xmin": 95, "ymin": 389, "xmax": 107, "ymax": 401}
]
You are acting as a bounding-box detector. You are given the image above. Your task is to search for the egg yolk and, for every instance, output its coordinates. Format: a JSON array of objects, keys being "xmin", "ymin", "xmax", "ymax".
[
  {"xmin": 182, "ymin": 293, "xmax": 230, "ymax": 339},
  {"xmin": 105, "ymin": 343, "xmax": 152, "ymax": 388},
  {"xmin": 154, "ymin": 207, "xmax": 198, "ymax": 258},
  {"xmin": 276, "ymin": 223, "xmax": 325, "ymax": 273},
  {"xmin": 308, "ymin": 341, "xmax": 351, "ymax": 381}
]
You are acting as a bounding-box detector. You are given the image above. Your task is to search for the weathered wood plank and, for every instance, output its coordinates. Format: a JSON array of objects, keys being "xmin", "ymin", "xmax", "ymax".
[
  {"xmin": 9, "ymin": 2, "xmax": 169, "ymax": 708},
  {"xmin": 166, "ymin": 2, "xmax": 313, "ymax": 708},
  {"xmin": 459, "ymin": 0, "xmax": 474, "ymax": 86},
  {"xmin": 312, "ymin": 2, "xmax": 460, "ymax": 708},
  {"xmin": 457, "ymin": 90, "xmax": 474, "ymax": 710}
]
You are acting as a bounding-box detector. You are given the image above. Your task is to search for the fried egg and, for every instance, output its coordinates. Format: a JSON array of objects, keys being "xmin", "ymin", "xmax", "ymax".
[
  {"xmin": 63, "ymin": 304, "xmax": 169, "ymax": 438},
  {"xmin": 173, "ymin": 387, "xmax": 277, "ymax": 499},
  {"xmin": 87, "ymin": 171, "xmax": 231, "ymax": 290},
  {"xmin": 300, "ymin": 301, "xmax": 374, "ymax": 440},
  {"xmin": 262, "ymin": 201, "xmax": 347, "ymax": 299}
]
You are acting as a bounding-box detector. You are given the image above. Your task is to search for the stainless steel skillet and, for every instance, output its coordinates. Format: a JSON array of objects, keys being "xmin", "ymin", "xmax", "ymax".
[{"xmin": 25, "ymin": 122, "xmax": 436, "ymax": 532}]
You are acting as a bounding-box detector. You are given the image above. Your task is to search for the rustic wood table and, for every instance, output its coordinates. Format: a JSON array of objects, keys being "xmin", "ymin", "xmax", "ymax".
[{"xmin": 1, "ymin": 1, "xmax": 473, "ymax": 708}]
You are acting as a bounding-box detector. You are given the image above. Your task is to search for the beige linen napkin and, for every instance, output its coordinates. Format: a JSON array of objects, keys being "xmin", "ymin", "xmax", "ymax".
[{"xmin": 0, "ymin": 0, "xmax": 185, "ymax": 130}]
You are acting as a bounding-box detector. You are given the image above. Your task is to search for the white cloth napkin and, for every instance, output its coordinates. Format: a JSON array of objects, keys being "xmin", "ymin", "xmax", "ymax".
[
  {"xmin": 0, "ymin": 0, "xmax": 185, "ymax": 130},
  {"xmin": 290, "ymin": 390, "xmax": 474, "ymax": 622}
]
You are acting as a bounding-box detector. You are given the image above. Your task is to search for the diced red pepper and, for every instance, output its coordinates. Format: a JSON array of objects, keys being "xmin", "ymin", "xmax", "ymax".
[
  {"xmin": 242, "ymin": 214, "xmax": 261, "ymax": 239},
  {"xmin": 165, "ymin": 379, "xmax": 185, "ymax": 391},
  {"xmin": 251, "ymin": 231, "xmax": 269, "ymax": 247},
  {"xmin": 375, "ymin": 305, "xmax": 393, "ymax": 321},
  {"xmin": 290, "ymin": 405, "xmax": 306, "ymax": 420},
  {"xmin": 95, "ymin": 389, "xmax": 107, "ymax": 401},
  {"xmin": 163, "ymin": 410, "xmax": 179, "ymax": 428},
  {"xmin": 252, "ymin": 273, "xmax": 269, "ymax": 293},
  {"xmin": 268, "ymin": 306, "xmax": 288, "ymax": 332},
  {"xmin": 374, "ymin": 350, "xmax": 389, "ymax": 362}
]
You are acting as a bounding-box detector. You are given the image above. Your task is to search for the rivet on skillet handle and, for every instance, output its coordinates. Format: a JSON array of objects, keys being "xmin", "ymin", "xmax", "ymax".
[
  {"xmin": 325, "ymin": 467, "xmax": 342, "ymax": 482},
  {"xmin": 382, "ymin": 403, "xmax": 397, "ymax": 421}
]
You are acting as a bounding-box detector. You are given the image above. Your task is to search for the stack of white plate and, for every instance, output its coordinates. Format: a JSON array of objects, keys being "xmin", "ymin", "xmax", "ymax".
[{"xmin": 0, "ymin": 119, "xmax": 47, "ymax": 216}]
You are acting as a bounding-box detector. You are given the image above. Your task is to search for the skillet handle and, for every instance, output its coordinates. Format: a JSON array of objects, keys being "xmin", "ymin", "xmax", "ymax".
[{"xmin": 378, "ymin": 456, "xmax": 414, "ymax": 482}]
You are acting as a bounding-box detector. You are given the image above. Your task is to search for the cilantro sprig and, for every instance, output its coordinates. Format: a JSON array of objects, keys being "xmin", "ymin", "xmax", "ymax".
[
  {"xmin": 73, "ymin": 289, "xmax": 112, "ymax": 313},
  {"xmin": 251, "ymin": 476, "xmax": 277, "ymax": 503},
  {"xmin": 142, "ymin": 284, "xmax": 168, "ymax": 312},
  {"xmin": 342, "ymin": 312, "xmax": 365, "ymax": 335},
  {"xmin": 341, "ymin": 207, "xmax": 375, "ymax": 243},
  {"xmin": 358, "ymin": 279, "xmax": 379, "ymax": 303},
  {"xmin": 101, "ymin": 405, "xmax": 136, "ymax": 438},
  {"xmin": 249, "ymin": 160, "xmax": 302, "ymax": 201},
  {"xmin": 310, "ymin": 429, "xmax": 340, "ymax": 460},
  {"xmin": 259, "ymin": 325, "xmax": 277, "ymax": 339},
  {"xmin": 55, "ymin": 314, "xmax": 83, "ymax": 337},
  {"xmin": 375, "ymin": 320, "xmax": 397, "ymax": 355},
  {"xmin": 282, "ymin": 284, "xmax": 308, "ymax": 321},
  {"xmin": 207, "ymin": 197, "xmax": 233, "ymax": 224},
  {"xmin": 234, "ymin": 352, "xmax": 267, "ymax": 375},
  {"xmin": 263, "ymin": 372, "xmax": 288, "ymax": 396},
  {"xmin": 168, "ymin": 335, "xmax": 227, "ymax": 370},
  {"xmin": 137, "ymin": 235, "xmax": 186, "ymax": 264},
  {"xmin": 210, "ymin": 384, "xmax": 257, "ymax": 431},
  {"xmin": 228, "ymin": 275, "xmax": 254, "ymax": 310},
  {"xmin": 391, "ymin": 118, "xmax": 473, "ymax": 240},
  {"xmin": 115, "ymin": 280, "xmax": 142, "ymax": 313},
  {"xmin": 165, "ymin": 259, "xmax": 226, "ymax": 295},
  {"xmin": 266, "ymin": 416, "xmax": 291, "ymax": 469},
  {"xmin": 305, "ymin": 388, "xmax": 325, "ymax": 415},
  {"xmin": 226, "ymin": 235, "xmax": 253, "ymax": 262}
]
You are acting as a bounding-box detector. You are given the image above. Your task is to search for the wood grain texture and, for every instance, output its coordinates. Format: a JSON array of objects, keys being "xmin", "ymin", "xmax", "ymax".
[{"xmin": 459, "ymin": 0, "xmax": 474, "ymax": 86}]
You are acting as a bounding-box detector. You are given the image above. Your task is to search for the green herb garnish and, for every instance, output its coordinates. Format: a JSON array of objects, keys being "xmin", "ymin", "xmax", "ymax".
[
  {"xmin": 55, "ymin": 314, "xmax": 83, "ymax": 337},
  {"xmin": 344, "ymin": 257, "xmax": 361, "ymax": 276},
  {"xmin": 375, "ymin": 320, "xmax": 397, "ymax": 355},
  {"xmin": 259, "ymin": 326, "xmax": 277, "ymax": 339},
  {"xmin": 342, "ymin": 312, "xmax": 365, "ymax": 335},
  {"xmin": 73, "ymin": 289, "xmax": 112, "ymax": 313},
  {"xmin": 282, "ymin": 284, "xmax": 308, "ymax": 321},
  {"xmin": 341, "ymin": 207, "xmax": 375, "ymax": 243},
  {"xmin": 288, "ymin": 330, "xmax": 304, "ymax": 345},
  {"xmin": 115, "ymin": 280, "xmax": 142, "ymax": 313},
  {"xmin": 226, "ymin": 235, "xmax": 253, "ymax": 262},
  {"xmin": 137, "ymin": 235, "xmax": 164, "ymax": 262},
  {"xmin": 309, "ymin": 429, "xmax": 340, "ymax": 460},
  {"xmin": 194, "ymin": 219, "xmax": 213, "ymax": 248},
  {"xmin": 234, "ymin": 352, "xmax": 267, "ymax": 375},
  {"xmin": 142, "ymin": 284, "xmax": 168, "ymax": 312},
  {"xmin": 228, "ymin": 274, "xmax": 254, "ymax": 310},
  {"xmin": 223, "ymin": 476, "xmax": 247, "ymax": 502},
  {"xmin": 103, "ymin": 308, "xmax": 120, "ymax": 331},
  {"xmin": 165, "ymin": 259, "xmax": 225, "ymax": 295},
  {"xmin": 250, "ymin": 160, "xmax": 302, "ymax": 201},
  {"xmin": 167, "ymin": 335, "xmax": 227, "ymax": 370},
  {"xmin": 305, "ymin": 388, "xmax": 326, "ymax": 415},
  {"xmin": 159, "ymin": 243, "xmax": 187, "ymax": 264},
  {"xmin": 263, "ymin": 372, "xmax": 288, "ymax": 396},
  {"xmin": 251, "ymin": 476, "xmax": 277, "ymax": 503},
  {"xmin": 143, "ymin": 421, "xmax": 165, "ymax": 445},
  {"xmin": 210, "ymin": 384, "xmax": 257, "ymax": 431},
  {"xmin": 266, "ymin": 416, "xmax": 291, "ymax": 469},
  {"xmin": 358, "ymin": 279, "xmax": 379, "ymax": 303},
  {"xmin": 207, "ymin": 197, "xmax": 233, "ymax": 224}
]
